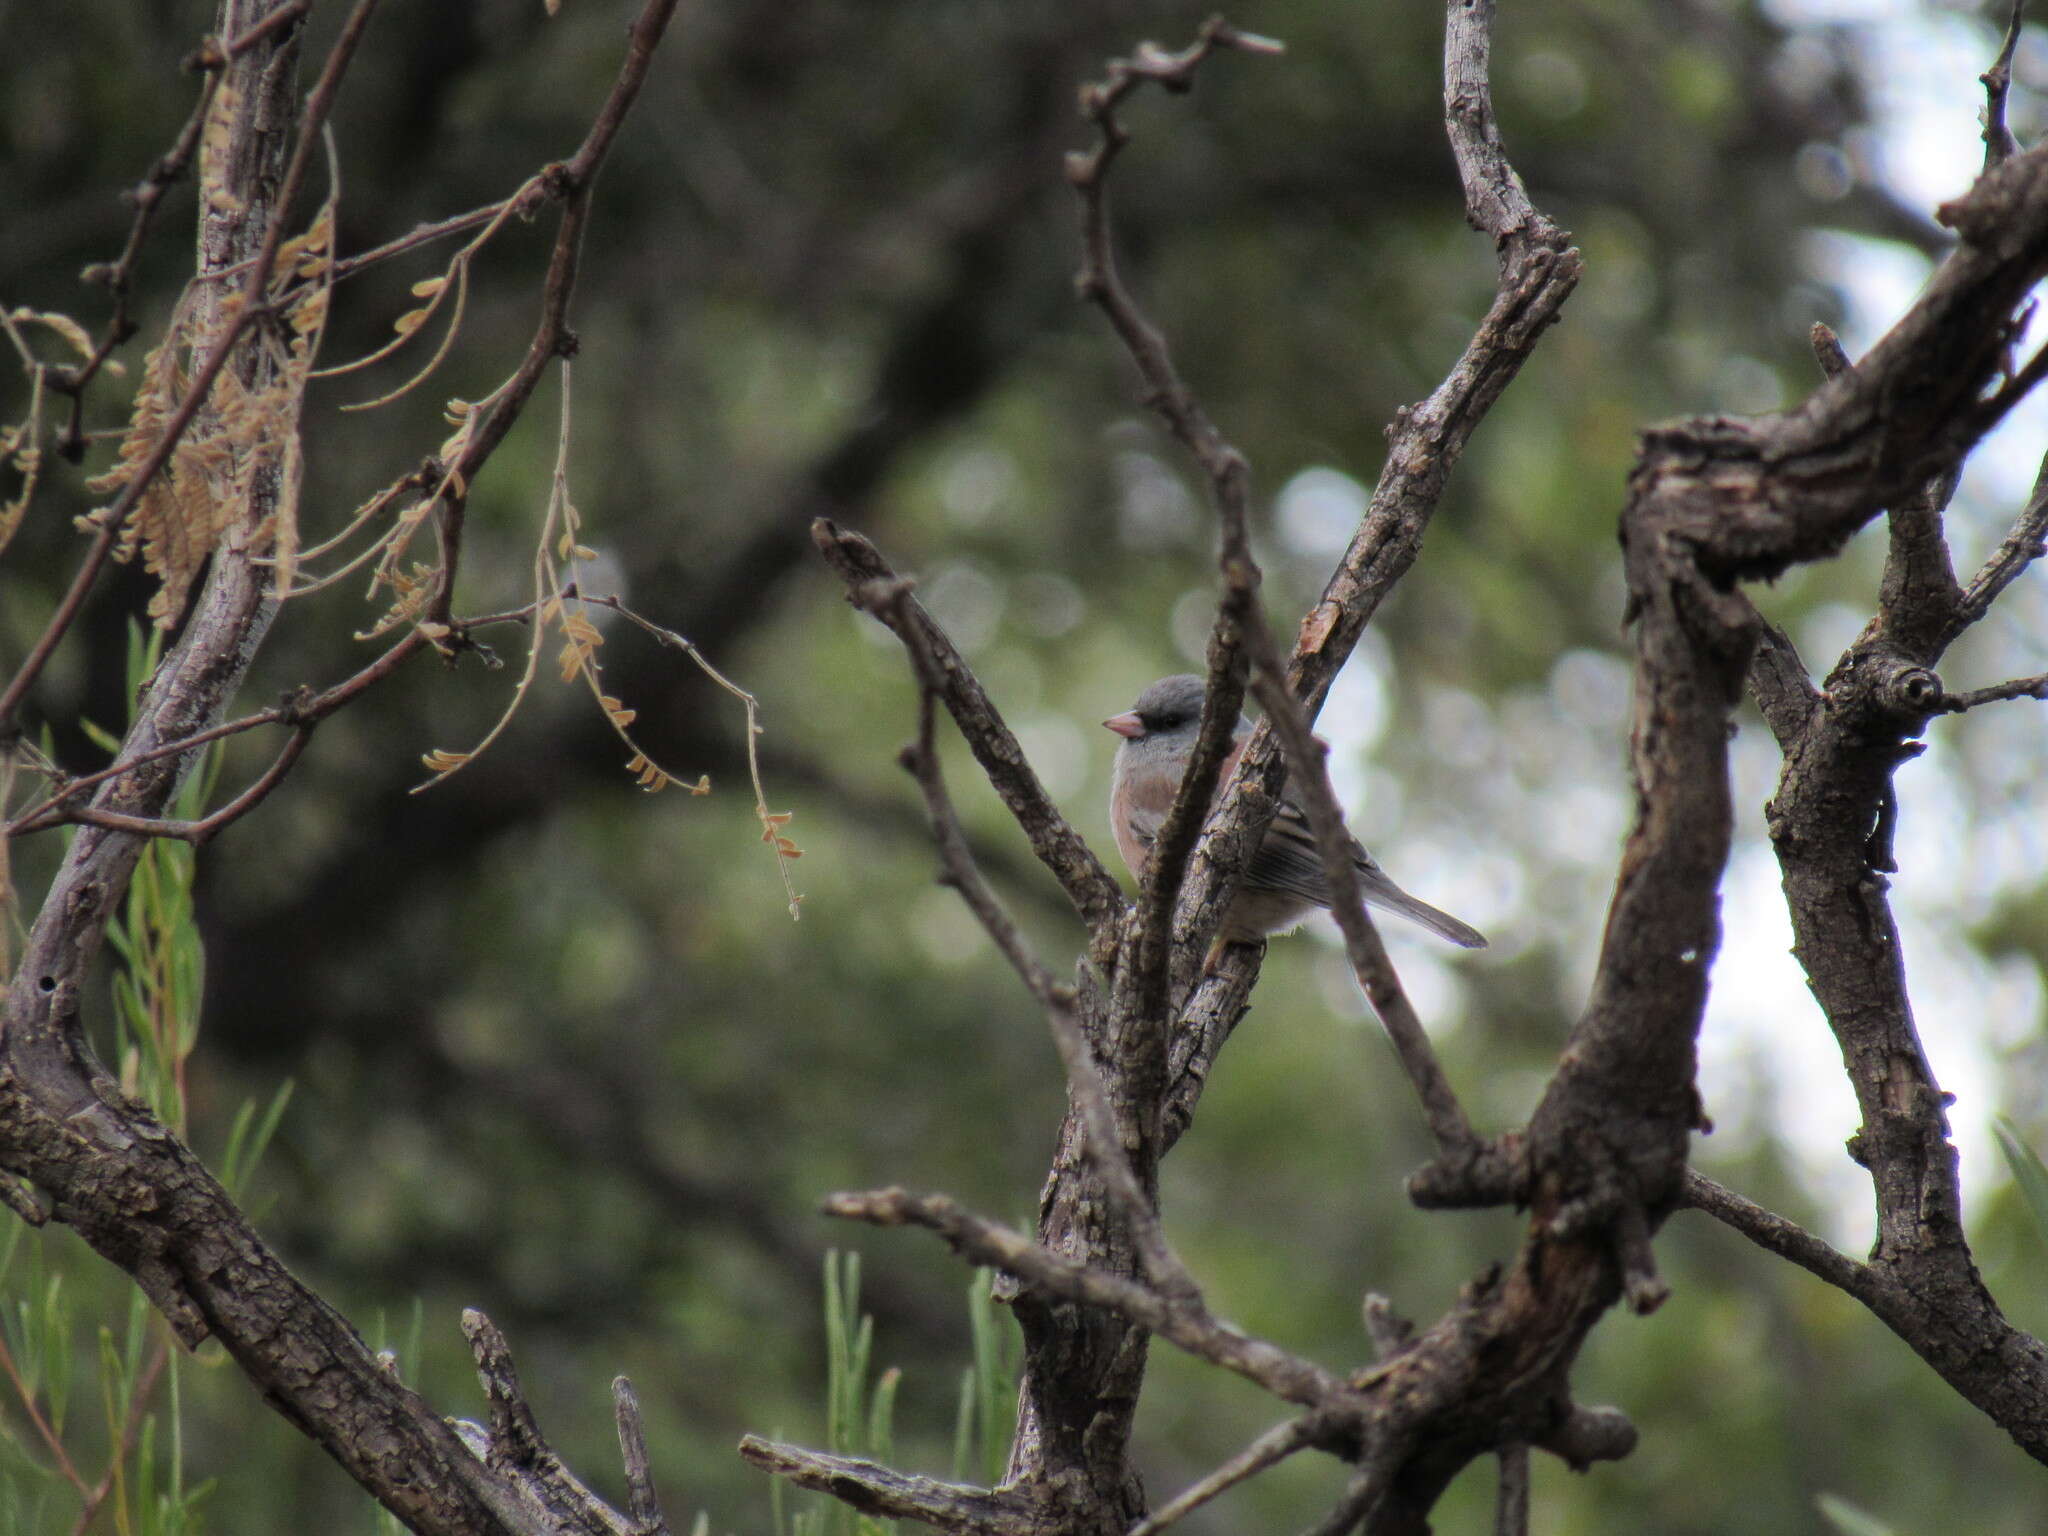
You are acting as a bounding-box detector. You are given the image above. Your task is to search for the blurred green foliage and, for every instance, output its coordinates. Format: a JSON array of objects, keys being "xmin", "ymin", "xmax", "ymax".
[{"xmin": 2, "ymin": 1, "xmax": 2046, "ymax": 1533}]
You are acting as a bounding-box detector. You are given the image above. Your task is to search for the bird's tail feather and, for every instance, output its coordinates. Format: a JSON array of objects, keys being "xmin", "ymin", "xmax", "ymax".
[{"xmin": 1361, "ymin": 872, "xmax": 1487, "ymax": 949}]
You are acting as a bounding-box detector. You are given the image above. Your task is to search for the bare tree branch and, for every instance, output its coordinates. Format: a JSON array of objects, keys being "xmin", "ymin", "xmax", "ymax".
[
  {"xmin": 736, "ymin": 1439, "xmax": 1036, "ymax": 1536},
  {"xmin": 813, "ymin": 519, "xmax": 1126, "ymax": 939},
  {"xmin": 1950, "ymin": 450, "xmax": 2048, "ymax": 642},
  {"xmin": 1173, "ymin": 0, "xmax": 1582, "ymax": 974},
  {"xmin": 610, "ymin": 1378, "xmax": 667, "ymax": 1536},
  {"xmin": 1126, "ymin": 1413, "xmax": 1328, "ymax": 1536},
  {"xmin": 1064, "ymin": 18, "xmax": 1279, "ymax": 1004},
  {"xmin": 766, "ymin": 6, "xmax": 2048, "ymax": 1534},
  {"xmin": 1678, "ymin": 1171, "xmax": 1886, "ymax": 1305},
  {"xmin": 1491, "ymin": 1442, "xmax": 1529, "ymax": 1536},
  {"xmin": 824, "ymin": 1186, "xmax": 1350, "ymax": 1409},
  {"xmin": 1240, "ymin": 630, "xmax": 1482, "ymax": 1163},
  {"xmin": 1937, "ymin": 672, "xmax": 2048, "ymax": 710},
  {"xmin": 1981, "ymin": 0, "xmax": 2026, "ymax": 171},
  {"xmin": 785, "ymin": 8, "xmax": 1592, "ymax": 1532}
]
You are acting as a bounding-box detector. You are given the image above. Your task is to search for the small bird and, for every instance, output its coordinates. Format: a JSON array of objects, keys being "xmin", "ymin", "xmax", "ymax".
[{"xmin": 1103, "ymin": 673, "xmax": 1486, "ymax": 949}]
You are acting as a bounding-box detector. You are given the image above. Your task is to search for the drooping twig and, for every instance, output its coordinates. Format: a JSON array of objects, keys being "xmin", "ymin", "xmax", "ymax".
[{"xmin": 528, "ymin": 582, "xmax": 802, "ymax": 918}]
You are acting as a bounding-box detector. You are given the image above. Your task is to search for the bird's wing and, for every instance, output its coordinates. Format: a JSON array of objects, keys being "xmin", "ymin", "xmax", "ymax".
[
  {"xmin": 1124, "ymin": 800, "xmax": 1165, "ymax": 853},
  {"xmin": 1253, "ymin": 797, "xmax": 1487, "ymax": 948},
  {"xmin": 1244, "ymin": 798, "xmax": 1337, "ymax": 903}
]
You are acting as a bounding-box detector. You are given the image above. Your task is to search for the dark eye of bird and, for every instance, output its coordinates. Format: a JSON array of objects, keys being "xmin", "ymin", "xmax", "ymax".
[{"xmin": 1143, "ymin": 710, "xmax": 1186, "ymax": 732}]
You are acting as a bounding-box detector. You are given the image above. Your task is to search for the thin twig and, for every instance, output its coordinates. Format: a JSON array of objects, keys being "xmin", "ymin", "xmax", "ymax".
[
  {"xmin": 1241, "ymin": 637, "xmax": 1476, "ymax": 1154},
  {"xmin": 36, "ymin": 727, "xmax": 311, "ymax": 845},
  {"xmin": 68, "ymin": 1339, "xmax": 171, "ymax": 1536},
  {"xmin": 1296, "ymin": 1464, "xmax": 1388, "ymax": 1536},
  {"xmin": 611, "ymin": 1377, "xmax": 668, "ymax": 1536},
  {"xmin": 0, "ymin": 1328, "xmax": 90, "ymax": 1494},
  {"xmin": 1065, "ymin": 21, "xmax": 1278, "ymax": 1002},
  {"xmin": 1678, "ymin": 1170, "xmax": 1890, "ymax": 1306},
  {"xmin": 1127, "ymin": 1412, "xmax": 1328, "ymax": 1536},
  {"xmin": 190, "ymin": 0, "xmax": 312, "ymax": 67},
  {"xmin": 1492, "ymin": 1442, "xmax": 1530, "ymax": 1536},
  {"xmin": 329, "ymin": 196, "xmax": 529, "ymax": 285},
  {"xmin": 893, "ymin": 661, "xmax": 1064, "ymax": 1004},
  {"xmin": 1937, "ymin": 672, "xmax": 2048, "ymax": 711},
  {"xmin": 1952, "ymin": 449, "xmax": 2048, "ymax": 639},
  {"xmin": 813, "ymin": 518, "xmax": 1125, "ymax": 936},
  {"xmin": 824, "ymin": 1186, "xmax": 1350, "ymax": 1409},
  {"xmin": 1982, "ymin": 0, "xmax": 2026, "ymax": 171}
]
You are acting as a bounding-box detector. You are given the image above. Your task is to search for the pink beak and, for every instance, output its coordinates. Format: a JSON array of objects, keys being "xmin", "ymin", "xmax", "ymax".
[{"xmin": 1102, "ymin": 711, "xmax": 1145, "ymax": 739}]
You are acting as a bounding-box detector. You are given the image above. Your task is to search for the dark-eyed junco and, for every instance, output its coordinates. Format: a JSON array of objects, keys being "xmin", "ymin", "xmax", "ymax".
[{"xmin": 1104, "ymin": 673, "xmax": 1486, "ymax": 949}]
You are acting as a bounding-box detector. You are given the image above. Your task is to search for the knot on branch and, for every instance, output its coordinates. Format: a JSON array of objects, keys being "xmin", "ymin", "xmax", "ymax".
[
  {"xmin": 1937, "ymin": 143, "xmax": 2048, "ymax": 250},
  {"xmin": 1826, "ymin": 646, "xmax": 1943, "ymax": 727},
  {"xmin": 1362, "ymin": 1293, "xmax": 1417, "ymax": 1361},
  {"xmin": 1877, "ymin": 663, "xmax": 1942, "ymax": 715},
  {"xmin": 1533, "ymin": 1403, "xmax": 1638, "ymax": 1471},
  {"xmin": 1407, "ymin": 1132, "xmax": 1526, "ymax": 1209},
  {"xmin": 275, "ymin": 684, "xmax": 319, "ymax": 726}
]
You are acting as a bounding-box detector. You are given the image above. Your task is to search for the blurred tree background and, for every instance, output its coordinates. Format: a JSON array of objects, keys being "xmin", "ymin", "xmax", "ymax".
[{"xmin": 3, "ymin": 0, "xmax": 2046, "ymax": 1531}]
